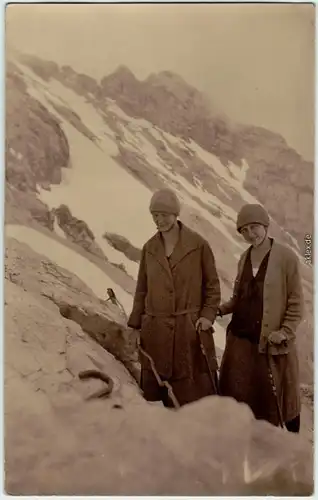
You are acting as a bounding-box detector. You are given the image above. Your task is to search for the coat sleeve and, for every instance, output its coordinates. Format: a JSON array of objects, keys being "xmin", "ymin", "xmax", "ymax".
[
  {"xmin": 219, "ymin": 255, "xmax": 243, "ymax": 316},
  {"xmin": 127, "ymin": 246, "xmax": 147, "ymax": 329},
  {"xmin": 279, "ymin": 251, "xmax": 304, "ymax": 341},
  {"xmin": 200, "ymin": 241, "xmax": 221, "ymax": 323}
]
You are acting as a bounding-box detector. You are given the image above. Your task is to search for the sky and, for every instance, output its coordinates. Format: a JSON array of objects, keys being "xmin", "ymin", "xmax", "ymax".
[{"xmin": 6, "ymin": 3, "xmax": 315, "ymax": 161}]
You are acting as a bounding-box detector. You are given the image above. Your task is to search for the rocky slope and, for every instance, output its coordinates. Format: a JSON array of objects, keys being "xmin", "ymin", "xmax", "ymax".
[
  {"xmin": 239, "ymin": 125, "xmax": 313, "ymax": 244},
  {"xmin": 14, "ymin": 52, "xmax": 314, "ymax": 249},
  {"xmin": 99, "ymin": 66, "xmax": 314, "ymax": 247},
  {"xmin": 6, "ymin": 60, "xmax": 70, "ymax": 229},
  {"xmin": 5, "ymin": 237, "xmax": 139, "ymax": 378},
  {"xmin": 4, "ymin": 237, "xmax": 313, "ymax": 495}
]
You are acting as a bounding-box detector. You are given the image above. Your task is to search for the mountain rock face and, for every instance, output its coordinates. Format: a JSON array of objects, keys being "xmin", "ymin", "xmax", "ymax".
[
  {"xmin": 5, "ymin": 184, "xmax": 54, "ymax": 229},
  {"xmin": 14, "ymin": 53, "xmax": 313, "ymax": 248},
  {"xmin": 4, "ymin": 237, "xmax": 313, "ymax": 495},
  {"xmin": 6, "ymin": 60, "xmax": 70, "ymax": 229},
  {"xmin": 100, "ymin": 67, "xmax": 243, "ymax": 166},
  {"xmin": 238, "ymin": 124, "xmax": 314, "ymax": 243},
  {"xmin": 99, "ymin": 68, "xmax": 314, "ymax": 247}
]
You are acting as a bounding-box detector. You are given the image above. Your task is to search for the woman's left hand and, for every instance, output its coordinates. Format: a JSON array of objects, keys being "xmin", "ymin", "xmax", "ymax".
[
  {"xmin": 195, "ymin": 317, "xmax": 213, "ymax": 331},
  {"xmin": 268, "ymin": 330, "xmax": 287, "ymax": 345}
]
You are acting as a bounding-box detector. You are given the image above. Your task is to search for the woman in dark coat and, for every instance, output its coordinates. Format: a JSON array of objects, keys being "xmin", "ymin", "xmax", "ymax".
[
  {"xmin": 218, "ymin": 204, "xmax": 304, "ymax": 432},
  {"xmin": 128, "ymin": 188, "xmax": 221, "ymax": 407}
]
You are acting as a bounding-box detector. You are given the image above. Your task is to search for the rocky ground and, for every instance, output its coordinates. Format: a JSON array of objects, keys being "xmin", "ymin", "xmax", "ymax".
[{"xmin": 4, "ymin": 237, "xmax": 314, "ymax": 495}]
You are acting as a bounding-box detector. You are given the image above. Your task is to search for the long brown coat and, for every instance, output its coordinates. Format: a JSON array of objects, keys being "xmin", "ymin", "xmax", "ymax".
[
  {"xmin": 128, "ymin": 222, "xmax": 221, "ymax": 384},
  {"xmin": 219, "ymin": 240, "xmax": 304, "ymax": 423}
]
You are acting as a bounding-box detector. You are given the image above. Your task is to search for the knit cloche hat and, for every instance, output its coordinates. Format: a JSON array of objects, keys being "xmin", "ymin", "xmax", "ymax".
[
  {"xmin": 236, "ymin": 204, "xmax": 270, "ymax": 233},
  {"xmin": 149, "ymin": 188, "xmax": 181, "ymax": 216}
]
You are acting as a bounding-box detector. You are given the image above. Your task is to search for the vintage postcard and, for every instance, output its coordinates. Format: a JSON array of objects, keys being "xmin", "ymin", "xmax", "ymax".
[{"xmin": 4, "ymin": 3, "xmax": 315, "ymax": 495}]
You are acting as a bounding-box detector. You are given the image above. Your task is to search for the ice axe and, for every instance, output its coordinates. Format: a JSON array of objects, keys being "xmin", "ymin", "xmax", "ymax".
[
  {"xmin": 266, "ymin": 343, "xmax": 285, "ymax": 429},
  {"xmin": 197, "ymin": 323, "xmax": 219, "ymax": 395},
  {"xmin": 137, "ymin": 345, "xmax": 180, "ymax": 409},
  {"xmin": 105, "ymin": 288, "xmax": 180, "ymax": 409}
]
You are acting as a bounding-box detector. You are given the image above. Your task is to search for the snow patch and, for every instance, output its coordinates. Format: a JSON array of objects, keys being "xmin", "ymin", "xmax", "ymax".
[
  {"xmin": 148, "ymin": 128, "xmax": 189, "ymax": 168},
  {"xmin": 6, "ymin": 225, "xmax": 133, "ymax": 315},
  {"xmin": 46, "ymin": 79, "xmax": 108, "ymax": 136},
  {"xmin": 217, "ymin": 184, "xmax": 232, "ymax": 201},
  {"xmin": 105, "ymin": 100, "xmax": 131, "ymax": 122},
  {"xmin": 37, "ymin": 123, "xmax": 155, "ymax": 250},
  {"xmin": 53, "ymin": 219, "xmax": 66, "ymax": 239},
  {"xmin": 228, "ymin": 158, "xmax": 249, "ymax": 184},
  {"xmin": 189, "ymin": 141, "xmax": 256, "ymax": 203}
]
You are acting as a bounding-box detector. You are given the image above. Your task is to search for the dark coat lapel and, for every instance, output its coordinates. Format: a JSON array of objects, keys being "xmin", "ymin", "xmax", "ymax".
[
  {"xmin": 146, "ymin": 232, "xmax": 171, "ymax": 276},
  {"xmin": 167, "ymin": 223, "xmax": 200, "ymax": 270},
  {"xmin": 146, "ymin": 222, "xmax": 199, "ymax": 275}
]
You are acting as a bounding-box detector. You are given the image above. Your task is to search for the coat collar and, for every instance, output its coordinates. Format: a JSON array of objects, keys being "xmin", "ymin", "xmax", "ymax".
[{"xmin": 146, "ymin": 222, "xmax": 200, "ymax": 274}]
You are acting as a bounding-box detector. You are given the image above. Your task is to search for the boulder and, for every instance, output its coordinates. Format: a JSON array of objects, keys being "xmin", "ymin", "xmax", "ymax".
[
  {"xmin": 53, "ymin": 204, "xmax": 107, "ymax": 261},
  {"xmin": 103, "ymin": 232, "xmax": 141, "ymax": 263}
]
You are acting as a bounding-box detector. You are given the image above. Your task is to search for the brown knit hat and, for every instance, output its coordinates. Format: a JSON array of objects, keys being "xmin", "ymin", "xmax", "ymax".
[
  {"xmin": 236, "ymin": 204, "xmax": 270, "ymax": 233},
  {"xmin": 149, "ymin": 188, "xmax": 181, "ymax": 216}
]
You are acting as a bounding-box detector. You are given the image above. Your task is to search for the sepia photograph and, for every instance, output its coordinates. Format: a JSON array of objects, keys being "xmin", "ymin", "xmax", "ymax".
[{"xmin": 4, "ymin": 2, "xmax": 315, "ymax": 495}]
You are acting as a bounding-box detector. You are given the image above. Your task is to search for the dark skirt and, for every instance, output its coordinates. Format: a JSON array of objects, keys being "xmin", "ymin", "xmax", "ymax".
[{"xmin": 219, "ymin": 332, "xmax": 280, "ymax": 426}]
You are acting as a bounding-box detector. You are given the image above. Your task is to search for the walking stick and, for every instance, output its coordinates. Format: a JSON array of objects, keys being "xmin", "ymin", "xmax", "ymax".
[
  {"xmin": 197, "ymin": 324, "xmax": 219, "ymax": 395},
  {"xmin": 266, "ymin": 343, "xmax": 285, "ymax": 428},
  {"xmin": 105, "ymin": 288, "xmax": 180, "ymax": 409}
]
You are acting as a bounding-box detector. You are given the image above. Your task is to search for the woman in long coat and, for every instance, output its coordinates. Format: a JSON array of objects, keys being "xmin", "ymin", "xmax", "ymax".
[
  {"xmin": 218, "ymin": 204, "xmax": 304, "ymax": 432},
  {"xmin": 128, "ymin": 188, "xmax": 221, "ymax": 407}
]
